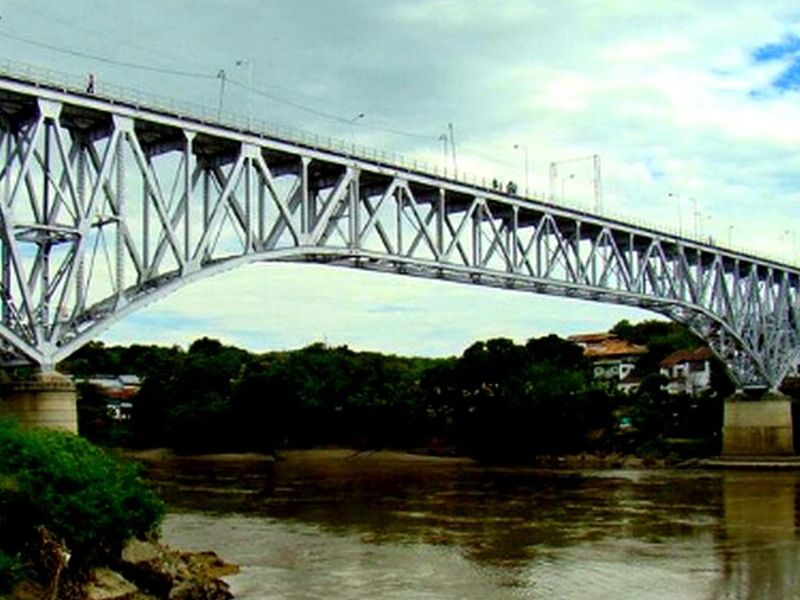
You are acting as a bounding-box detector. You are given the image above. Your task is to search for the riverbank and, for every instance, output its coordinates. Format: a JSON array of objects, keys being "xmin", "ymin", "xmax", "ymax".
[{"xmin": 117, "ymin": 446, "xmax": 681, "ymax": 470}]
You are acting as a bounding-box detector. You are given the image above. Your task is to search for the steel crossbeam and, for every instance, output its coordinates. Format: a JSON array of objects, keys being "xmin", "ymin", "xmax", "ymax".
[{"xmin": 0, "ymin": 75, "xmax": 798, "ymax": 390}]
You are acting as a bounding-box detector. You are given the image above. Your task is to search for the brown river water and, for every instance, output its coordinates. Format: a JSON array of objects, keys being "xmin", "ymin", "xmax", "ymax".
[{"xmin": 144, "ymin": 450, "xmax": 800, "ymax": 599}]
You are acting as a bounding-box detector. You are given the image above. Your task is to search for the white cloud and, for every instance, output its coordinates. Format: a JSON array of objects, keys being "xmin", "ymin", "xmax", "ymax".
[{"xmin": 3, "ymin": 0, "xmax": 800, "ymax": 355}]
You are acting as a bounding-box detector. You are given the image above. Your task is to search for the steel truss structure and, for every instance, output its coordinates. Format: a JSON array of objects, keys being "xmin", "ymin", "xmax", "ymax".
[{"xmin": 0, "ymin": 74, "xmax": 797, "ymax": 390}]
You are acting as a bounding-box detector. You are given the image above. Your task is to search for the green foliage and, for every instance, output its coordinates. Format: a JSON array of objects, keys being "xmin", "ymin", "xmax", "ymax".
[
  {"xmin": 611, "ymin": 319, "xmax": 702, "ymax": 373},
  {"xmin": 0, "ymin": 418, "xmax": 164, "ymax": 569},
  {"xmin": 422, "ymin": 336, "xmax": 613, "ymax": 460},
  {"xmin": 75, "ymin": 381, "xmax": 136, "ymax": 447},
  {"xmin": 62, "ymin": 325, "xmax": 726, "ymax": 462},
  {"xmin": 60, "ymin": 340, "xmax": 183, "ymax": 380},
  {"xmin": 127, "ymin": 337, "xmax": 438, "ymax": 454},
  {"xmin": 0, "ymin": 548, "xmax": 23, "ymax": 593},
  {"xmin": 132, "ymin": 337, "xmax": 251, "ymax": 453}
]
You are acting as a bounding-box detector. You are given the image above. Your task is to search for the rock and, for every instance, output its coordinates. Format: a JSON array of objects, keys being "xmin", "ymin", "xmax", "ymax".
[
  {"xmin": 119, "ymin": 540, "xmax": 175, "ymax": 597},
  {"xmin": 121, "ymin": 540, "xmax": 164, "ymax": 565},
  {"xmin": 168, "ymin": 578, "xmax": 234, "ymax": 600},
  {"xmin": 178, "ymin": 551, "xmax": 239, "ymax": 580},
  {"xmin": 84, "ymin": 568, "xmax": 141, "ymax": 600},
  {"xmin": 10, "ymin": 580, "xmax": 47, "ymax": 600},
  {"xmin": 119, "ymin": 539, "xmax": 238, "ymax": 599}
]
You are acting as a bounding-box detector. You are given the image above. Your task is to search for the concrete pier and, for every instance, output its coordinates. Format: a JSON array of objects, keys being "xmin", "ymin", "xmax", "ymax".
[
  {"xmin": 0, "ymin": 371, "xmax": 78, "ymax": 433},
  {"xmin": 722, "ymin": 391, "xmax": 794, "ymax": 456}
]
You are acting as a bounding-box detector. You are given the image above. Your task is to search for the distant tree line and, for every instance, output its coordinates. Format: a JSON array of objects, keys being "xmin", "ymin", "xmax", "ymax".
[{"xmin": 60, "ymin": 320, "xmax": 731, "ymax": 461}]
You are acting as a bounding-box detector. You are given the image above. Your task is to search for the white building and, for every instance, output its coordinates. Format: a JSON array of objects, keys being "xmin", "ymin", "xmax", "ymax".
[
  {"xmin": 659, "ymin": 347, "xmax": 713, "ymax": 396},
  {"xmin": 569, "ymin": 332, "xmax": 648, "ymax": 393}
]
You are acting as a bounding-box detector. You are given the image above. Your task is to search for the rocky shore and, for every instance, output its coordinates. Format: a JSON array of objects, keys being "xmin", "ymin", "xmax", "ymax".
[{"xmin": 10, "ymin": 536, "xmax": 238, "ymax": 600}]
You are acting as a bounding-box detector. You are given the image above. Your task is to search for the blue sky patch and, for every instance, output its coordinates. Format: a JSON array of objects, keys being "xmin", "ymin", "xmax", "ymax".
[{"xmin": 753, "ymin": 35, "xmax": 800, "ymax": 91}]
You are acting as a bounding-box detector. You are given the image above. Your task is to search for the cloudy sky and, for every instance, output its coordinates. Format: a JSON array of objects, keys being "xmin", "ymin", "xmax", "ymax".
[{"xmin": 2, "ymin": 0, "xmax": 799, "ymax": 356}]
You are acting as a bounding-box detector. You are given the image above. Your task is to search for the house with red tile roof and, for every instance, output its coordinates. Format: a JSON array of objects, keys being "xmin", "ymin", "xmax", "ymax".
[
  {"xmin": 659, "ymin": 347, "xmax": 713, "ymax": 396},
  {"xmin": 569, "ymin": 332, "xmax": 648, "ymax": 393}
]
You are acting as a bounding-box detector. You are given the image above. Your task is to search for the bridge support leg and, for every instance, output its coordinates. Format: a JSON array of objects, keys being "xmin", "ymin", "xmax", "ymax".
[
  {"xmin": 722, "ymin": 391, "xmax": 794, "ymax": 456},
  {"xmin": 0, "ymin": 370, "xmax": 78, "ymax": 434}
]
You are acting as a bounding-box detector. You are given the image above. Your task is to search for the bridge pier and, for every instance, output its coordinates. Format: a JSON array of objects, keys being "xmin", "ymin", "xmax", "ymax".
[
  {"xmin": 722, "ymin": 391, "xmax": 794, "ymax": 456},
  {"xmin": 0, "ymin": 370, "xmax": 78, "ymax": 433}
]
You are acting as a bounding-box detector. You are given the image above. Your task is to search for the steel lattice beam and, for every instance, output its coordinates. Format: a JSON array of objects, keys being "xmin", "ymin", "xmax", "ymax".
[{"xmin": 0, "ymin": 73, "xmax": 797, "ymax": 390}]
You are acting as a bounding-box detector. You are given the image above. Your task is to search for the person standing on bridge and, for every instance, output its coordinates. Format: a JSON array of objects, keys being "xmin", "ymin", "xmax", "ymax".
[{"xmin": 86, "ymin": 73, "xmax": 95, "ymax": 94}]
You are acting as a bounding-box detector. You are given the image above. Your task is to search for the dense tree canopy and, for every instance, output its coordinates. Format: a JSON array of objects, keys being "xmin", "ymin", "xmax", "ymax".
[{"xmin": 60, "ymin": 320, "xmax": 730, "ymax": 461}]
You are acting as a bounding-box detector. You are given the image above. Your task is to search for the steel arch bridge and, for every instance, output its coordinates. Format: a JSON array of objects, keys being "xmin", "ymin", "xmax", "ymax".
[{"xmin": 0, "ymin": 69, "xmax": 797, "ymax": 390}]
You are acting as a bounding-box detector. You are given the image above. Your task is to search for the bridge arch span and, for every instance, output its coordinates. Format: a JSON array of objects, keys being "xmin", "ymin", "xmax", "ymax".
[{"xmin": 0, "ymin": 71, "xmax": 797, "ymax": 391}]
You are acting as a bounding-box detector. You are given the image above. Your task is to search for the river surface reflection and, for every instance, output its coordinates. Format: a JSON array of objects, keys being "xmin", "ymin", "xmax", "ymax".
[{"xmin": 145, "ymin": 450, "xmax": 800, "ymax": 599}]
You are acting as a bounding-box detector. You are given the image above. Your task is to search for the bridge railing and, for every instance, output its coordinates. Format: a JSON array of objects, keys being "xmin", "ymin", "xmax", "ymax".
[{"xmin": 0, "ymin": 58, "xmax": 789, "ymax": 268}]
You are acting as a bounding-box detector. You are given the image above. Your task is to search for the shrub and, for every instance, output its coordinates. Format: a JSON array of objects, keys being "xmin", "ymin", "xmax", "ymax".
[
  {"xmin": 0, "ymin": 547, "xmax": 23, "ymax": 593},
  {"xmin": 0, "ymin": 418, "xmax": 164, "ymax": 570}
]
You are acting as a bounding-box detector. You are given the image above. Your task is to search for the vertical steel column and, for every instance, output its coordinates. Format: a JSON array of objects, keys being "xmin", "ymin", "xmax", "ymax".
[
  {"xmin": 511, "ymin": 205, "xmax": 519, "ymax": 273},
  {"xmin": 472, "ymin": 199, "xmax": 483, "ymax": 268},
  {"xmin": 203, "ymin": 168, "xmax": 210, "ymax": 231},
  {"xmin": 534, "ymin": 215, "xmax": 542, "ymax": 278},
  {"xmin": 348, "ymin": 169, "xmax": 359, "ymax": 249},
  {"xmin": 183, "ymin": 131, "xmax": 194, "ymax": 262},
  {"xmin": 396, "ymin": 186, "xmax": 403, "ymax": 255},
  {"xmin": 257, "ymin": 161, "xmax": 266, "ymax": 244},
  {"xmin": 298, "ymin": 157, "xmax": 310, "ymax": 239},
  {"xmin": 142, "ymin": 152, "xmax": 150, "ymax": 269},
  {"xmin": 39, "ymin": 117, "xmax": 52, "ymax": 336},
  {"xmin": 1, "ymin": 121, "xmax": 9, "ymax": 326},
  {"xmin": 437, "ymin": 189, "xmax": 445, "ymax": 259},
  {"xmin": 244, "ymin": 154, "xmax": 252, "ymax": 253},
  {"xmin": 115, "ymin": 130, "xmax": 125, "ymax": 296},
  {"xmin": 75, "ymin": 139, "xmax": 86, "ymax": 313},
  {"xmin": 574, "ymin": 221, "xmax": 582, "ymax": 282}
]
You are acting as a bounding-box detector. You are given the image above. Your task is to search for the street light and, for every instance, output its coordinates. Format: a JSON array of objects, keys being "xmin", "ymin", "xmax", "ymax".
[
  {"xmin": 439, "ymin": 133, "xmax": 449, "ymax": 176},
  {"xmin": 349, "ymin": 112, "xmax": 364, "ymax": 156},
  {"xmin": 235, "ymin": 59, "xmax": 254, "ymax": 120},
  {"xmin": 216, "ymin": 69, "xmax": 227, "ymax": 120},
  {"xmin": 513, "ymin": 143, "xmax": 529, "ymax": 196},
  {"xmin": 690, "ymin": 197, "xmax": 699, "ymax": 238},
  {"xmin": 668, "ymin": 192, "xmax": 681, "ymax": 234},
  {"xmin": 703, "ymin": 213, "xmax": 712, "ymax": 242},
  {"xmin": 783, "ymin": 229, "xmax": 797, "ymax": 263},
  {"xmin": 448, "ymin": 122, "xmax": 458, "ymax": 179},
  {"xmin": 561, "ymin": 173, "xmax": 575, "ymax": 202}
]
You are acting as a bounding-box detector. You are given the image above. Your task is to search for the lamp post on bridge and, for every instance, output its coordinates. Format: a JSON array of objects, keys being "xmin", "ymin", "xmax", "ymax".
[
  {"xmin": 235, "ymin": 58, "xmax": 254, "ymax": 122},
  {"xmin": 349, "ymin": 112, "xmax": 365, "ymax": 157},
  {"xmin": 561, "ymin": 173, "xmax": 575, "ymax": 202},
  {"xmin": 703, "ymin": 213, "xmax": 713, "ymax": 243},
  {"xmin": 782, "ymin": 229, "xmax": 796, "ymax": 263},
  {"xmin": 439, "ymin": 133, "xmax": 449, "ymax": 177},
  {"xmin": 668, "ymin": 192, "xmax": 682, "ymax": 234},
  {"xmin": 216, "ymin": 69, "xmax": 227, "ymax": 120},
  {"xmin": 513, "ymin": 143, "xmax": 529, "ymax": 196}
]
